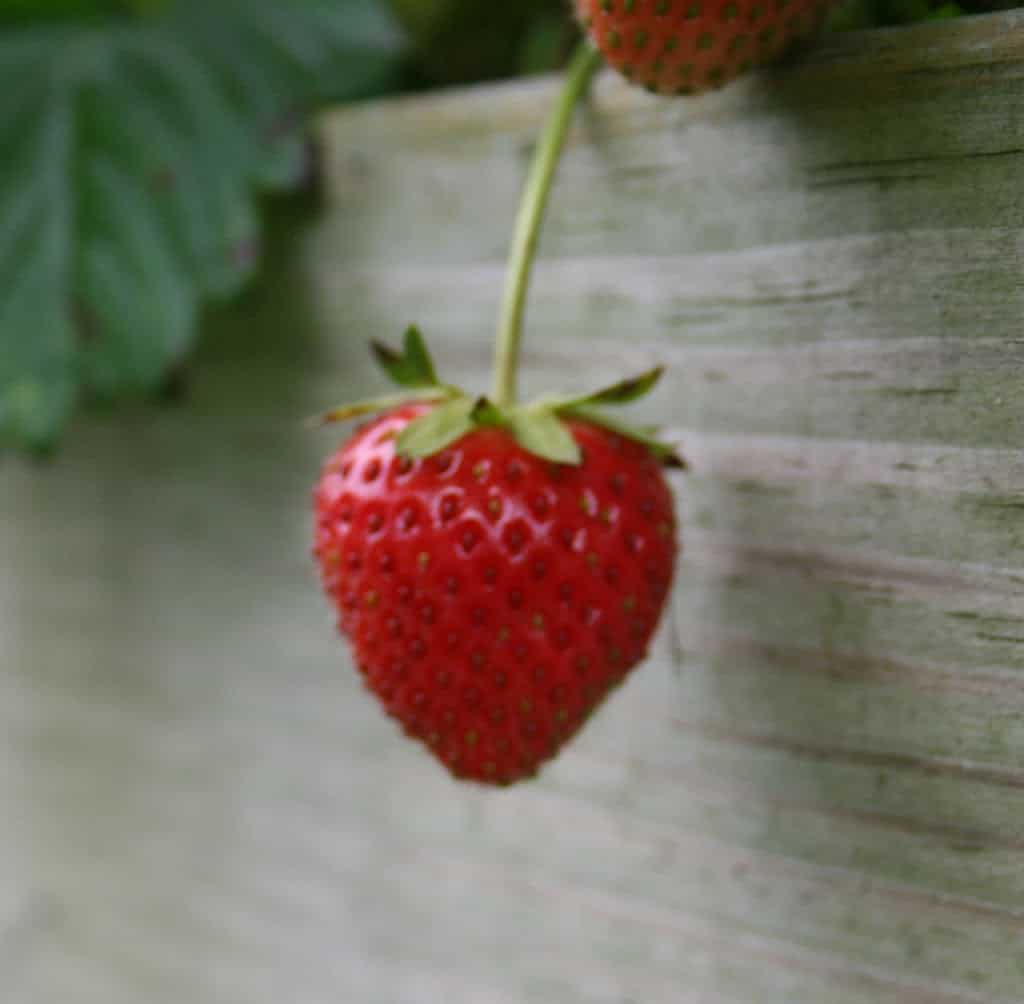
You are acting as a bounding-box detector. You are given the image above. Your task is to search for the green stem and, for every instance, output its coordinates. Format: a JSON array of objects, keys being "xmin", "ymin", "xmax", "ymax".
[{"xmin": 491, "ymin": 42, "xmax": 602, "ymax": 409}]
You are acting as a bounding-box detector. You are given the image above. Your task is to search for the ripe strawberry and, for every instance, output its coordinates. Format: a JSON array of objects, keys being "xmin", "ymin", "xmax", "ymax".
[
  {"xmin": 313, "ymin": 332, "xmax": 680, "ymax": 785},
  {"xmin": 574, "ymin": 0, "xmax": 834, "ymax": 95}
]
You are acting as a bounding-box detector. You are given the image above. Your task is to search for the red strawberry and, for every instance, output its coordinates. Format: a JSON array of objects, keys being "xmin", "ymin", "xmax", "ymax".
[
  {"xmin": 574, "ymin": 0, "xmax": 834, "ymax": 95},
  {"xmin": 314, "ymin": 339, "xmax": 680, "ymax": 785}
]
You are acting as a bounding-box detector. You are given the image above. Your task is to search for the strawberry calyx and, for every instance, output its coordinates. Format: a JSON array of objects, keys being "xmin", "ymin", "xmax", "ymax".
[
  {"xmin": 316, "ymin": 44, "xmax": 684, "ymax": 471},
  {"xmin": 316, "ymin": 326, "xmax": 685, "ymax": 469}
]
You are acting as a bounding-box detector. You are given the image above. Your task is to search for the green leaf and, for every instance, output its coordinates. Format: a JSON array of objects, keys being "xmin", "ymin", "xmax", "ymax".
[
  {"xmin": 509, "ymin": 406, "xmax": 581, "ymax": 465},
  {"xmin": 396, "ymin": 396, "xmax": 475, "ymax": 457},
  {"xmin": 0, "ymin": 1, "xmax": 143, "ymax": 22},
  {"xmin": 371, "ymin": 325, "xmax": 440, "ymax": 388},
  {"xmin": 0, "ymin": 0, "xmax": 404, "ymax": 449}
]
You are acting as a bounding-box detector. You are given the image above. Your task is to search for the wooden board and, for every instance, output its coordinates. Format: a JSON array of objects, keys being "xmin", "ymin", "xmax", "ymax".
[{"xmin": 2, "ymin": 12, "xmax": 1024, "ymax": 1003}]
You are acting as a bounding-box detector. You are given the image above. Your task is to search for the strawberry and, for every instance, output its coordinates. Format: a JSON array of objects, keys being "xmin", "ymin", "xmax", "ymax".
[
  {"xmin": 574, "ymin": 0, "xmax": 835, "ymax": 94},
  {"xmin": 311, "ymin": 43, "xmax": 684, "ymax": 785},
  {"xmin": 313, "ymin": 329, "xmax": 681, "ymax": 785}
]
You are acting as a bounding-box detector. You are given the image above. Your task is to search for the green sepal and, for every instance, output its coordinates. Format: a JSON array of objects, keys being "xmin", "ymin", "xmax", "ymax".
[
  {"xmin": 396, "ymin": 395, "xmax": 476, "ymax": 457},
  {"xmin": 313, "ymin": 387, "xmax": 453, "ymax": 426},
  {"xmin": 546, "ymin": 366, "xmax": 665, "ymax": 411},
  {"xmin": 564, "ymin": 405, "xmax": 687, "ymax": 469},
  {"xmin": 540, "ymin": 365, "xmax": 684, "ymax": 468},
  {"xmin": 371, "ymin": 326, "xmax": 440, "ymax": 388},
  {"xmin": 509, "ymin": 405, "xmax": 582, "ymax": 465},
  {"xmin": 315, "ymin": 333, "xmax": 684, "ymax": 470},
  {"xmin": 470, "ymin": 397, "xmax": 505, "ymax": 427}
]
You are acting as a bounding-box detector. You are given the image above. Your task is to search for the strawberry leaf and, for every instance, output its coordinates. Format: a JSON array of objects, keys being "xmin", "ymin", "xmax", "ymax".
[
  {"xmin": 509, "ymin": 406, "xmax": 582, "ymax": 465},
  {"xmin": 371, "ymin": 325, "xmax": 440, "ymax": 389},
  {"xmin": 0, "ymin": 0, "xmax": 404, "ymax": 450},
  {"xmin": 396, "ymin": 396, "xmax": 475, "ymax": 457}
]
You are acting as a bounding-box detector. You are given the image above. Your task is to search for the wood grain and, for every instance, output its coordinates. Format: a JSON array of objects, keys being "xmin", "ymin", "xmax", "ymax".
[{"xmin": 2, "ymin": 13, "xmax": 1024, "ymax": 1004}]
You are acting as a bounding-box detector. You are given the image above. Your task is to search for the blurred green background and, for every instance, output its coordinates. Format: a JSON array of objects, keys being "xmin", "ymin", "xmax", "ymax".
[{"xmin": 0, "ymin": 0, "xmax": 1014, "ymax": 453}]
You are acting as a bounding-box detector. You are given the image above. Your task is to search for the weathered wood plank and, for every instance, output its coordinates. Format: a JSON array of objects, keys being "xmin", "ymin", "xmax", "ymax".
[
  {"xmin": 317, "ymin": 15, "xmax": 1024, "ymax": 267},
  {"xmin": 311, "ymin": 14, "xmax": 1024, "ymax": 1000},
  {"xmin": 3, "ymin": 12, "xmax": 1024, "ymax": 1004},
  {"xmin": 316, "ymin": 228, "xmax": 1024, "ymax": 349}
]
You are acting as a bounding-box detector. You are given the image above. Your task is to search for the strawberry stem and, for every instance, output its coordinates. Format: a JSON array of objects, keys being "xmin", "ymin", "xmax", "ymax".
[{"xmin": 492, "ymin": 42, "xmax": 602, "ymax": 410}]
